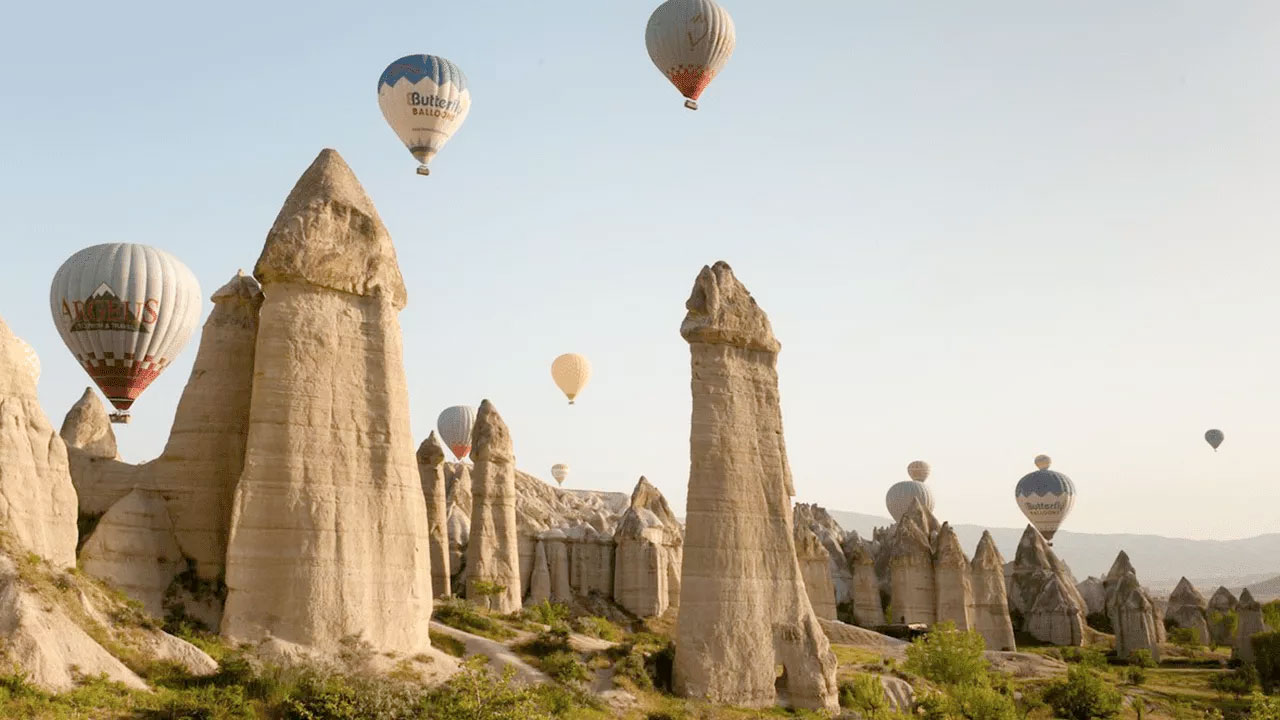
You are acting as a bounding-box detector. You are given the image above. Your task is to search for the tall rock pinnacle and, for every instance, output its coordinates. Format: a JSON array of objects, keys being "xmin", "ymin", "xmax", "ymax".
[
  {"xmin": 464, "ymin": 400, "xmax": 522, "ymax": 614},
  {"xmin": 673, "ymin": 262, "xmax": 838, "ymax": 711},
  {"xmin": 221, "ymin": 149, "xmax": 433, "ymax": 655}
]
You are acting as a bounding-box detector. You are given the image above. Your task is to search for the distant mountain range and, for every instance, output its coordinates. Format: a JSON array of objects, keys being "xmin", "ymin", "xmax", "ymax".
[{"xmin": 826, "ymin": 509, "xmax": 1280, "ymax": 599}]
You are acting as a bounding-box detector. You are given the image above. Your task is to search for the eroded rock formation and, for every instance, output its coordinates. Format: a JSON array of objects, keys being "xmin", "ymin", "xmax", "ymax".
[
  {"xmin": 847, "ymin": 539, "xmax": 884, "ymax": 627},
  {"xmin": 972, "ymin": 531, "xmax": 1016, "ymax": 651},
  {"xmin": 797, "ymin": 527, "xmax": 837, "ymax": 621},
  {"xmin": 673, "ymin": 262, "xmax": 838, "ymax": 711},
  {"xmin": 417, "ymin": 432, "xmax": 452, "ymax": 598},
  {"xmin": 613, "ymin": 476, "xmax": 682, "ymax": 617},
  {"xmin": 933, "ymin": 522, "xmax": 974, "ymax": 630},
  {"xmin": 1164, "ymin": 577, "xmax": 1210, "ymax": 646},
  {"xmin": 1235, "ymin": 589, "xmax": 1265, "ymax": 664},
  {"xmin": 1008, "ymin": 525, "xmax": 1086, "ymax": 646},
  {"xmin": 221, "ymin": 149, "xmax": 434, "ymax": 655},
  {"xmin": 0, "ymin": 317, "xmax": 79, "ymax": 568},
  {"xmin": 1103, "ymin": 551, "xmax": 1163, "ymax": 660},
  {"xmin": 464, "ymin": 400, "xmax": 522, "ymax": 613},
  {"xmin": 1208, "ymin": 586, "xmax": 1239, "ymax": 646},
  {"xmin": 1076, "ymin": 576, "xmax": 1105, "ymax": 616},
  {"xmin": 886, "ymin": 503, "xmax": 936, "ymax": 625},
  {"xmin": 79, "ymin": 488, "xmax": 184, "ymax": 617}
]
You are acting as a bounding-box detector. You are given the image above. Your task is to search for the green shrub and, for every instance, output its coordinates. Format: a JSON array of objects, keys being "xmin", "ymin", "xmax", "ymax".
[
  {"xmin": 1263, "ymin": 601, "xmax": 1280, "ymax": 633},
  {"xmin": 1042, "ymin": 666, "xmax": 1123, "ymax": 720},
  {"xmin": 1169, "ymin": 626, "xmax": 1200, "ymax": 647},
  {"xmin": 421, "ymin": 657, "xmax": 553, "ymax": 720},
  {"xmin": 918, "ymin": 683, "xmax": 1018, "ymax": 720},
  {"xmin": 839, "ymin": 674, "xmax": 893, "ymax": 719},
  {"xmin": 432, "ymin": 599, "xmax": 515, "ymax": 641},
  {"xmin": 905, "ymin": 621, "xmax": 988, "ymax": 686},
  {"xmin": 1249, "ymin": 692, "xmax": 1280, "ymax": 720},
  {"xmin": 428, "ymin": 630, "xmax": 467, "ymax": 658},
  {"xmin": 539, "ymin": 651, "xmax": 589, "ymax": 685},
  {"xmin": 573, "ymin": 615, "xmax": 622, "ymax": 642},
  {"xmin": 1086, "ymin": 612, "xmax": 1114, "ymax": 634},
  {"xmin": 1124, "ymin": 665, "xmax": 1148, "ymax": 685},
  {"xmin": 471, "ymin": 579, "xmax": 508, "ymax": 599},
  {"xmin": 1211, "ymin": 610, "xmax": 1239, "ymax": 646},
  {"xmin": 1212, "ymin": 663, "xmax": 1259, "ymax": 697},
  {"xmin": 1061, "ymin": 647, "xmax": 1108, "ymax": 668},
  {"xmin": 612, "ymin": 647, "xmax": 653, "ymax": 691},
  {"xmin": 517, "ymin": 626, "xmax": 572, "ymax": 658},
  {"xmin": 1252, "ymin": 631, "xmax": 1280, "ymax": 693},
  {"xmin": 1130, "ymin": 649, "xmax": 1156, "ymax": 668},
  {"xmin": 520, "ymin": 600, "xmax": 570, "ymax": 627}
]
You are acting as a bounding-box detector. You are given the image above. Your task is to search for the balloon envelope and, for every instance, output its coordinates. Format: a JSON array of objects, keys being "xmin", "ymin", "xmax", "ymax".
[
  {"xmin": 437, "ymin": 405, "xmax": 477, "ymax": 460},
  {"xmin": 377, "ymin": 54, "xmax": 471, "ymax": 174},
  {"xmin": 1204, "ymin": 429, "xmax": 1224, "ymax": 451},
  {"xmin": 1014, "ymin": 459, "xmax": 1076, "ymax": 542},
  {"xmin": 551, "ymin": 464, "xmax": 569, "ymax": 486},
  {"xmin": 886, "ymin": 479, "xmax": 934, "ymax": 523},
  {"xmin": 551, "ymin": 353, "xmax": 591, "ymax": 404},
  {"xmin": 49, "ymin": 243, "xmax": 201, "ymax": 418},
  {"xmin": 645, "ymin": 0, "xmax": 736, "ymax": 109},
  {"xmin": 906, "ymin": 460, "xmax": 930, "ymax": 482}
]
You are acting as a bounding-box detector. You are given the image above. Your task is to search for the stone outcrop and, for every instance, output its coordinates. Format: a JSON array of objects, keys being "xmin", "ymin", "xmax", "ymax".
[
  {"xmin": 933, "ymin": 523, "xmax": 974, "ymax": 630},
  {"xmin": 63, "ymin": 271, "xmax": 263, "ymax": 585},
  {"xmin": 1103, "ymin": 551, "xmax": 1164, "ymax": 660},
  {"xmin": 612, "ymin": 476, "xmax": 682, "ymax": 617},
  {"xmin": 0, "ymin": 317, "xmax": 79, "ymax": 568},
  {"xmin": 79, "ymin": 489, "xmax": 184, "ymax": 617},
  {"xmin": 847, "ymin": 539, "xmax": 884, "ymax": 627},
  {"xmin": 1207, "ymin": 586, "xmax": 1239, "ymax": 646},
  {"xmin": 673, "ymin": 262, "xmax": 838, "ymax": 711},
  {"xmin": 221, "ymin": 149, "xmax": 434, "ymax": 655},
  {"xmin": 797, "ymin": 527, "xmax": 837, "ymax": 621},
  {"xmin": 567, "ymin": 524, "xmax": 614, "ymax": 598},
  {"xmin": 1235, "ymin": 589, "xmax": 1266, "ymax": 664},
  {"xmin": 417, "ymin": 432, "xmax": 452, "ymax": 598},
  {"xmin": 886, "ymin": 511, "xmax": 936, "ymax": 624},
  {"xmin": 972, "ymin": 531, "xmax": 1016, "ymax": 651},
  {"xmin": 1164, "ymin": 577, "xmax": 1210, "ymax": 646},
  {"xmin": 794, "ymin": 503, "xmax": 855, "ymax": 606},
  {"xmin": 464, "ymin": 400, "xmax": 522, "ymax": 613},
  {"xmin": 1076, "ymin": 576, "xmax": 1106, "ymax": 616},
  {"xmin": 1008, "ymin": 525, "xmax": 1086, "ymax": 646}
]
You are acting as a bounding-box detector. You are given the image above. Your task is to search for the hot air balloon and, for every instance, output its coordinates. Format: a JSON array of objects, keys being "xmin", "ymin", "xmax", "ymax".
[
  {"xmin": 15, "ymin": 337, "xmax": 40, "ymax": 384},
  {"xmin": 551, "ymin": 464, "xmax": 570, "ymax": 486},
  {"xmin": 1204, "ymin": 429, "xmax": 1224, "ymax": 452},
  {"xmin": 49, "ymin": 244, "xmax": 201, "ymax": 424},
  {"xmin": 437, "ymin": 405, "xmax": 477, "ymax": 461},
  {"xmin": 645, "ymin": 0, "xmax": 736, "ymax": 110},
  {"xmin": 886, "ymin": 461, "xmax": 935, "ymax": 522},
  {"xmin": 551, "ymin": 353, "xmax": 591, "ymax": 404},
  {"xmin": 1014, "ymin": 455, "xmax": 1076, "ymax": 545},
  {"xmin": 377, "ymin": 54, "xmax": 471, "ymax": 176}
]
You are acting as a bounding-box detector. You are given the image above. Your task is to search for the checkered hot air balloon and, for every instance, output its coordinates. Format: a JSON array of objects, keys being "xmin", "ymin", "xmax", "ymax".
[
  {"xmin": 645, "ymin": 0, "xmax": 736, "ymax": 110},
  {"xmin": 437, "ymin": 405, "xmax": 477, "ymax": 461},
  {"xmin": 49, "ymin": 244, "xmax": 202, "ymax": 424},
  {"xmin": 377, "ymin": 54, "xmax": 471, "ymax": 176}
]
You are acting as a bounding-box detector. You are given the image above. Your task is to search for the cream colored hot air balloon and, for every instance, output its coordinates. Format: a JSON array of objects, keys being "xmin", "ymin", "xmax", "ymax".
[
  {"xmin": 15, "ymin": 337, "xmax": 40, "ymax": 384},
  {"xmin": 49, "ymin": 243, "xmax": 201, "ymax": 423},
  {"xmin": 886, "ymin": 462, "xmax": 935, "ymax": 522},
  {"xmin": 551, "ymin": 353, "xmax": 591, "ymax": 404},
  {"xmin": 551, "ymin": 464, "xmax": 570, "ymax": 486},
  {"xmin": 377, "ymin": 54, "xmax": 471, "ymax": 175},
  {"xmin": 645, "ymin": 0, "xmax": 736, "ymax": 110},
  {"xmin": 437, "ymin": 405, "xmax": 477, "ymax": 461}
]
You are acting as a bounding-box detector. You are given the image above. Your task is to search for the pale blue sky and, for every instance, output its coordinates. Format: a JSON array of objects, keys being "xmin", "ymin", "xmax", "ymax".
[{"xmin": 3, "ymin": 1, "xmax": 1279, "ymax": 540}]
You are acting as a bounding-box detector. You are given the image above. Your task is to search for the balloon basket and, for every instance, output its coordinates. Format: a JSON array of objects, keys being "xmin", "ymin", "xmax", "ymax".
[
  {"xmin": 109, "ymin": 412, "xmax": 132, "ymax": 425},
  {"xmin": 416, "ymin": 165, "xmax": 430, "ymax": 176},
  {"xmin": 684, "ymin": 99, "xmax": 698, "ymax": 111}
]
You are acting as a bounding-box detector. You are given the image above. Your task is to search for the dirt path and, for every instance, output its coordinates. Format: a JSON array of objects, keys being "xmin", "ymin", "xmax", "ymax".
[{"xmin": 428, "ymin": 621, "xmax": 548, "ymax": 685}]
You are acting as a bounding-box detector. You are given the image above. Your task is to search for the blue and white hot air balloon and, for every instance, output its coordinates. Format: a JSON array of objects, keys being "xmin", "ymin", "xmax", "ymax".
[
  {"xmin": 1014, "ymin": 455, "xmax": 1076, "ymax": 545},
  {"xmin": 377, "ymin": 54, "xmax": 471, "ymax": 176}
]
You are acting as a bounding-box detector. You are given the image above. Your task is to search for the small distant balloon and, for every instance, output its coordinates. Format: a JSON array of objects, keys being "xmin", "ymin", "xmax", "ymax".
[
  {"xmin": 551, "ymin": 353, "xmax": 591, "ymax": 404},
  {"xmin": 1204, "ymin": 429, "xmax": 1224, "ymax": 452},
  {"xmin": 377, "ymin": 54, "xmax": 471, "ymax": 176},
  {"xmin": 1014, "ymin": 456, "xmax": 1076, "ymax": 544},
  {"xmin": 551, "ymin": 464, "xmax": 570, "ymax": 486},
  {"xmin": 645, "ymin": 0, "xmax": 736, "ymax": 110},
  {"xmin": 886, "ymin": 462, "xmax": 934, "ymax": 523},
  {"xmin": 437, "ymin": 405, "xmax": 477, "ymax": 461},
  {"xmin": 906, "ymin": 460, "xmax": 930, "ymax": 482}
]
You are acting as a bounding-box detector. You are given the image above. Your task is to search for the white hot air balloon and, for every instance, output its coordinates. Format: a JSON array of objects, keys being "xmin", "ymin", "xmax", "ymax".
[
  {"xmin": 645, "ymin": 0, "xmax": 736, "ymax": 110},
  {"xmin": 437, "ymin": 405, "xmax": 477, "ymax": 461},
  {"xmin": 377, "ymin": 54, "xmax": 471, "ymax": 176},
  {"xmin": 551, "ymin": 464, "xmax": 570, "ymax": 486},
  {"xmin": 886, "ymin": 461, "xmax": 935, "ymax": 522},
  {"xmin": 551, "ymin": 353, "xmax": 591, "ymax": 404},
  {"xmin": 15, "ymin": 336, "xmax": 40, "ymax": 384},
  {"xmin": 49, "ymin": 244, "xmax": 201, "ymax": 423}
]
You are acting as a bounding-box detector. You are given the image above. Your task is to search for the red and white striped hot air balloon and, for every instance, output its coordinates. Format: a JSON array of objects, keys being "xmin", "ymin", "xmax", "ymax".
[
  {"xmin": 49, "ymin": 244, "xmax": 202, "ymax": 423},
  {"xmin": 645, "ymin": 0, "xmax": 736, "ymax": 110}
]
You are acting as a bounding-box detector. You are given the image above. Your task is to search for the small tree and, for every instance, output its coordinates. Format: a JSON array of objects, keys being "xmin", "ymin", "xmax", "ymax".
[
  {"xmin": 905, "ymin": 621, "xmax": 988, "ymax": 686},
  {"xmin": 1263, "ymin": 601, "xmax": 1280, "ymax": 633},
  {"xmin": 1211, "ymin": 610, "xmax": 1240, "ymax": 647},
  {"xmin": 1130, "ymin": 649, "xmax": 1157, "ymax": 669},
  {"xmin": 1042, "ymin": 666, "xmax": 1123, "ymax": 720},
  {"xmin": 1249, "ymin": 692, "xmax": 1280, "ymax": 720},
  {"xmin": 1251, "ymin": 631, "xmax": 1280, "ymax": 693}
]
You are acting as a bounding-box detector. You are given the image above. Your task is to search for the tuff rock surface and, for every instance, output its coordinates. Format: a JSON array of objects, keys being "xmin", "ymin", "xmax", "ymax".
[
  {"xmin": 1164, "ymin": 577, "xmax": 1210, "ymax": 646},
  {"xmin": 972, "ymin": 531, "xmax": 1016, "ymax": 651},
  {"xmin": 464, "ymin": 400, "xmax": 522, "ymax": 613},
  {"xmin": 417, "ymin": 431, "xmax": 452, "ymax": 598}
]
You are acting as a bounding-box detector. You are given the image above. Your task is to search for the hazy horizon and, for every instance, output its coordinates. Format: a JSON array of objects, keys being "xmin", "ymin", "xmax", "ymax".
[{"xmin": 3, "ymin": 1, "xmax": 1279, "ymax": 541}]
